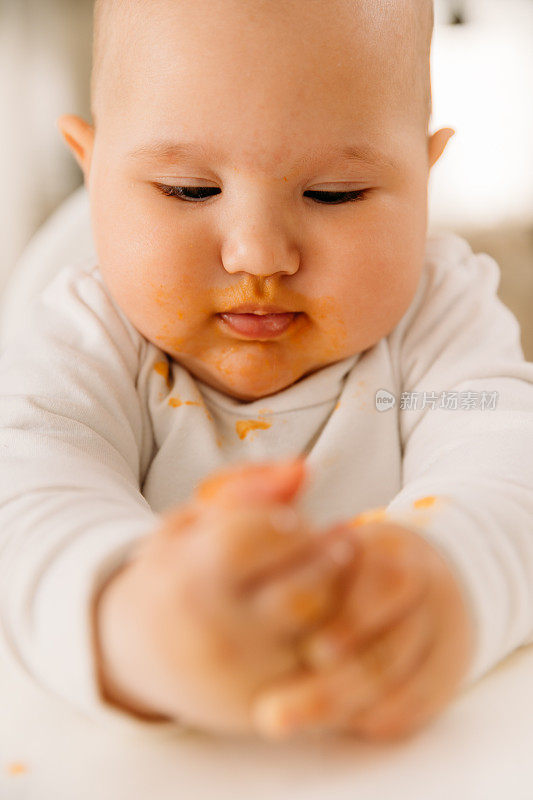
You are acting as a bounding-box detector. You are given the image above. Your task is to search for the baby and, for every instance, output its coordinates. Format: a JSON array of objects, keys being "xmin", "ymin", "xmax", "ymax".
[{"xmin": 1, "ymin": 0, "xmax": 532, "ymax": 743}]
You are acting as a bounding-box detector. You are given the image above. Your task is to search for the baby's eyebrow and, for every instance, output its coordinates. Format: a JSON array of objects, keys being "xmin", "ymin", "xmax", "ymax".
[{"xmin": 125, "ymin": 140, "xmax": 399, "ymax": 172}]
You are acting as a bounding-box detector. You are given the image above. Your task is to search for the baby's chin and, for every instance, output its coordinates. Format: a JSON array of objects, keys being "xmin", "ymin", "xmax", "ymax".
[
  {"xmin": 176, "ymin": 348, "xmax": 310, "ymax": 402},
  {"xmin": 209, "ymin": 378, "xmax": 292, "ymax": 403},
  {"xmin": 205, "ymin": 367, "xmax": 303, "ymax": 403}
]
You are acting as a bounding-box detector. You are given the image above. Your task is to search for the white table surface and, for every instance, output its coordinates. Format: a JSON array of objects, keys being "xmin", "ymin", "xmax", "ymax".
[{"xmin": 1, "ymin": 640, "xmax": 533, "ymax": 800}]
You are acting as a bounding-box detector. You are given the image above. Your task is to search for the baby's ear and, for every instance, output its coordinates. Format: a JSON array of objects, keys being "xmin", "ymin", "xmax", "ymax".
[
  {"xmin": 428, "ymin": 127, "xmax": 455, "ymax": 169},
  {"xmin": 56, "ymin": 115, "xmax": 95, "ymax": 182}
]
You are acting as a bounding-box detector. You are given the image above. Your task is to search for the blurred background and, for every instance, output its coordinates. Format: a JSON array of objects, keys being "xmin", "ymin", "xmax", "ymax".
[{"xmin": 0, "ymin": 0, "xmax": 532, "ymax": 357}]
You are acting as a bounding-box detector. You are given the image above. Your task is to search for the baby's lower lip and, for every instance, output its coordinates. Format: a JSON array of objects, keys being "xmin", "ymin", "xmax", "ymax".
[{"xmin": 217, "ymin": 312, "xmax": 298, "ymax": 338}]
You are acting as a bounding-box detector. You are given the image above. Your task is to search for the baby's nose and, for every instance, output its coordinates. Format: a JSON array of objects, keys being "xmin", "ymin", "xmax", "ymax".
[{"xmin": 221, "ymin": 214, "xmax": 300, "ymax": 277}]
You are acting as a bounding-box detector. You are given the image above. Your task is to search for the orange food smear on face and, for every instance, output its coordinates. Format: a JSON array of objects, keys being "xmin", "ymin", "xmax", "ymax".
[
  {"xmin": 149, "ymin": 278, "xmax": 350, "ymax": 402},
  {"xmin": 7, "ymin": 762, "xmax": 28, "ymax": 776},
  {"xmin": 168, "ymin": 398, "xmax": 182, "ymax": 407},
  {"xmin": 349, "ymin": 507, "xmax": 387, "ymax": 527},
  {"xmin": 236, "ymin": 419, "xmax": 271, "ymax": 439},
  {"xmin": 150, "ymin": 285, "xmax": 185, "ymax": 320},
  {"xmin": 413, "ymin": 496, "xmax": 436, "ymax": 509}
]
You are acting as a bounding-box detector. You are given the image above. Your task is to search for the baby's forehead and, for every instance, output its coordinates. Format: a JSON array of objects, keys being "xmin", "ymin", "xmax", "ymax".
[{"xmin": 92, "ymin": 0, "xmax": 433, "ymax": 129}]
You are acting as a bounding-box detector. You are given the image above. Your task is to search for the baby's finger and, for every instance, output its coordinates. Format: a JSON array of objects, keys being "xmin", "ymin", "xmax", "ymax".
[
  {"xmin": 197, "ymin": 502, "xmax": 317, "ymax": 591},
  {"xmin": 344, "ymin": 644, "xmax": 442, "ymax": 742},
  {"xmin": 195, "ymin": 456, "xmax": 307, "ymax": 508},
  {"xmin": 249, "ymin": 534, "xmax": 358, "ymax": 637},
  {"xmin": 251, "ymin": 601, "xmax": 433, "ymax": 739},
  {"xmin": 302, "ymin": 534, "xmax": 429, "ymax": 668},
  {"xmin": 346, "ymin": 579, "xmax": 474, "ymax": 742}
]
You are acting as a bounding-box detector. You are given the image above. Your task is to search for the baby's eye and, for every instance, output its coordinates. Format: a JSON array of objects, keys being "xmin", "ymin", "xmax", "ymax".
[
  {"xmin": 157, "ymin": 185, "xmax": 221, "ymax": 201},
  {"xmin": 156, "ymin": 185, "xmax": 368, "ymax": 204},
  {"xmin": 304, "ymin": 189, "xmax": 368, "ymax": 204}
]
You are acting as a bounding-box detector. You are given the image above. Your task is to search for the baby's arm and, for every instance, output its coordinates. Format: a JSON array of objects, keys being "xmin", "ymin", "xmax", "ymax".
[
  {"xmin": 385, "ymin": 235, "xmax": 533, "ymax": 687},
  {"xmin": 0, "ymin": 265, "xmax": 160, "ymax": 723},
  {"xmin": 249, "ymin": 235, "xmax": 533, "ymax": 741}
]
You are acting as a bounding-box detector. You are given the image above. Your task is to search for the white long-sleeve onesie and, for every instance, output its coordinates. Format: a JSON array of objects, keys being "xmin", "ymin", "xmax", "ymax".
[{"xmin": 0, "ymin": 232, "xmax": 532, "ymax": 729}]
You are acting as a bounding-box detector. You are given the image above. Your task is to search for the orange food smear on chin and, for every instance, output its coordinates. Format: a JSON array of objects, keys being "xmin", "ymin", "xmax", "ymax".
[{"xmin": 150, "ymin": 284, "xmax": 350, "ymax": 404}]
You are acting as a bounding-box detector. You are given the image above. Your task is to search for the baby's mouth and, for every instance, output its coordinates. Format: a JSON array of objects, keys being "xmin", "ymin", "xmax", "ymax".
[{"xmin": 216, "ymin": 306, "xmax": 301, "ymax": 339}]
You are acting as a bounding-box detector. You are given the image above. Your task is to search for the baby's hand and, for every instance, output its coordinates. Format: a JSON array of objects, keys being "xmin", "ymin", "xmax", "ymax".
[
  {"xmin": 94, "ymin": 457, "xmax": 356, "ymax": 733},
  {"xmin": 251, "ymin": 519, "xmax": 475, "ymax": 742}
]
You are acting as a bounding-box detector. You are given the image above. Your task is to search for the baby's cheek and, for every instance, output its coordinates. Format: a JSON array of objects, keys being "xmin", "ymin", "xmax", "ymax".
[{"xmin": 345, "ymin": 261, "xmax": 421, "ymax": 345}]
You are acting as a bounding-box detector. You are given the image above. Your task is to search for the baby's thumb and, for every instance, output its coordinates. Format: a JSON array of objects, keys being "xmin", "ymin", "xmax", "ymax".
[{"xmin": 195, "ymin": 456, "xmax": 307, "ymax": 507}]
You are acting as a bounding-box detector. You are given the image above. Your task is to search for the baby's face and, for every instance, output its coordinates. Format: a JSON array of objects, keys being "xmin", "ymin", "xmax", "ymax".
[{"xmin": 63, "ymin": 0, "xmax": 450, "ymax": 402}]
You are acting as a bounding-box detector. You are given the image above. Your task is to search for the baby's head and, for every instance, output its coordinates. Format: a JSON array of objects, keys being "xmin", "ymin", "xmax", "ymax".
[{"xmin": 60, "ymin": 0, "xmax": 452, "ymax": 401}]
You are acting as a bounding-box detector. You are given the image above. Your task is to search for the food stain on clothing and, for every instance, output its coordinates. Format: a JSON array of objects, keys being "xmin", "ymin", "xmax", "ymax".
[
  {"xmin": 6, "ymin": 762, "xmax": 28, "ymax": 776},
  {"xmin": 236, "ymin": 419, "xmax": 272, "ymax": 440},
  {"xmin": 168, "ymin": 396, "xmax": 202, "ymax": 409},
  {"xmin": 167, "ymin": 395, "xmax": 212, "ymax": 423},
  {"xmin": 349, "ymin": 507, "xmax": 388, "ymax": 527},
  {"xmin": 413, "ymin": 495, "xmax": 437, "ymax": 509},
  {"xmin": 352, "ymin": 381, "xmax": 368, "ymax": 409},
  {"xmin": 154, "ymin": 360, "xmax": 173, "ymax": 390}
]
